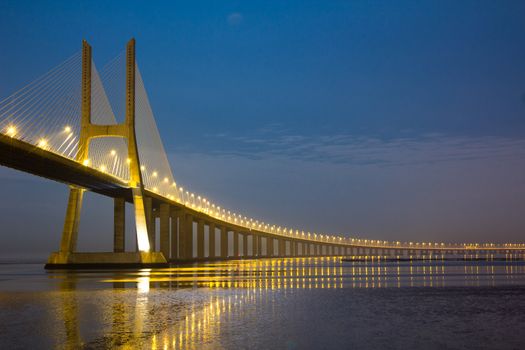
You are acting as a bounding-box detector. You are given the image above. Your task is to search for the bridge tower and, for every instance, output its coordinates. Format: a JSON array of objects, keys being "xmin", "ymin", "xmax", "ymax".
[{"xmin": 47, "ymin": 39, "xmax": 167, "ymax": 267}]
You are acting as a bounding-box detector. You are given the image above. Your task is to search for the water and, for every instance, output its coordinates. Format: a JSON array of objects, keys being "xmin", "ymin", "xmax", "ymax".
[{"xmin": 1, "ymin": 258, "xmax": 525, "ymax": 349}]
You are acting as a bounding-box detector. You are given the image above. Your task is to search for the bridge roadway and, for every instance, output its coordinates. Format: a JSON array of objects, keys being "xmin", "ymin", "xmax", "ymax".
[{"xmin": 2, "ymin": 133, "xmax": 525, "ymax": 262}]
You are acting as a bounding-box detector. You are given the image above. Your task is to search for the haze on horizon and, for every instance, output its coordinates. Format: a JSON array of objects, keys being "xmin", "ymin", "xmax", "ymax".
[{"xmin": 1, "ymin": 0, "xmax": 525, "ymax": 256}]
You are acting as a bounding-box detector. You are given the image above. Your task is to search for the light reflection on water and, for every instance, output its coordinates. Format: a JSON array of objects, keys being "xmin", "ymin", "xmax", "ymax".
[{"xmin": 1, "ymin": 257, "xmax": 525, "ymax": 349}]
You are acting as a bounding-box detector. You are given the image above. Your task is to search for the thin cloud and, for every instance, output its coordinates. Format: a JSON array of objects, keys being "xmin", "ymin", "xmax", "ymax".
[
  {"xmin": 227, "ymin": 12, "xmax": 243, "ymax": 26},
  {"xmin": 201, "ymin": 130, "xmax": 525, "ymax": 167}
]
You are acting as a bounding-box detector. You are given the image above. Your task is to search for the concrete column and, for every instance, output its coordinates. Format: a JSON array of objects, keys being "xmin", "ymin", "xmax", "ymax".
[
  {"xmin": 170, "ymin": 209, "xmax": 179, "ymax": 259},
  {"xmin": 220, "ymin": 226, "xmax": 228, "ymax": 258},
  {"xmin": 179, "ymin": 214, "xmax": 193, "ymax": 260},
  {"xmin": 209, "ymin": 223, "xmax": 216, "ymax": 258},
  {"xmin": 243, "ymin": 234, "xmax": 248, "ymax": 257},
  {"xmin": 197, "ymin": 220, "xmax": 205, "ymax": 259},
  {"xmin": 268, "ymin": 237, "xmax": 274, "ymax": 257},
  {"xmin": 279, "ymin": 239, "xmax": 285, "ymax": 257},
  {"xmin": 252, "ymin": 234, "xmax": 259, "ymax": 258},
  {"xmin": 59, "ymin": 187, "xmax": 85, "ymax": 253},
  {"xmin": 159, "ymin": 203, "xmax": 170, "ymax": 259},
  {"xmin": 254, "ymin": 235, "xmax": 262, "ymax": 258},
  {"xmin": 113, "ymin": 197, "xmax": 125, "ymax": 253},
  {"xmin": 144, "ymin": 197, "xmax": 155, "ymax": 251},
  {"xmin": 256, "ymin": 235, "xmax": 262, "ymax": 257},
  {"xmin": 233, "ymin": 231, "xmax": 239, "ymax": 257}
]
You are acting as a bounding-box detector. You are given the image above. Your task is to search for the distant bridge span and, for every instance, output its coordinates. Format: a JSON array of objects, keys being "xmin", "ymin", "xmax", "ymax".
[{"xmin": 0, "ymin": 39, "xmax": 523, "ymax": 268}]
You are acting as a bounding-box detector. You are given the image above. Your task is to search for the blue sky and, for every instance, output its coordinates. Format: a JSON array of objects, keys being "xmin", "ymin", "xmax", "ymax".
[{"xmin": 1, "ymin": 0, "xmax": 525, "ymax": 255}]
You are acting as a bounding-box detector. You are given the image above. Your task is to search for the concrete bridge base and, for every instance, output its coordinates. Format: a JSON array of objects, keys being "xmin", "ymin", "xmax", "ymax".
[{"xmin": 44, "ymin": 251, "xmax": 168, "ymax": 269}]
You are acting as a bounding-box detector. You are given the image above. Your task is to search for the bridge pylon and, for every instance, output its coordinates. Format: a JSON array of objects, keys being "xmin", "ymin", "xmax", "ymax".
[{"xmin": 46, "ymin": 39, "xmax": 167, "ymax": 268}]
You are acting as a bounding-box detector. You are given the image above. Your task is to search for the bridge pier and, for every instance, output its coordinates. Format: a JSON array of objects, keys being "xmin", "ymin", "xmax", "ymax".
[
  {"xmin": 233, "ymin": 231, "xmax": 239, "ymax": 257},
  {"xmin": 59, "ymin": 186, "xmax": 85, "ymax": 253},
  {"xmin": 243, "ymin": 233, "xmax": 248, "ymax": 258},
  {"xmin": 252, "ymin": 233, "xmax": 259, "ymax": 258},
  {"xmin": 113, "ymin": 197, "xmax": 125, "ymax": 253},
  {"xmin": 179, "ymin": 213, "xmax": 193, "ymax": 260},
  {"xmin": 197, "ymin": 220, "xmax": 205, "ymax": 259},
  {"xmin": 268, "ymin": 237, "xmax": 274, "ymax": 257},
  {"xmin": 209, "ymin": 223, "xmax": 216, "ymax": 258},
  {"xmin": 159, "ymin": 203, "xmax": 170, "ymax": 259},
  {"xmin": 220, "ymin": 226, "xmax": 228, "ymax": 258},
  {"xmin": 170, "ymin": 209, "xmax": 180, "ymax": 260},
  {"xmin": 144, "ymin": 197, "xmax": 155, "ymax": 251},
  {"xmin": 278, "ymin": 239, "xmax": 285, "ymax": 257},
  {"xmin": 259, "ymin": 235, "xmax": 264, "ymax": 257}
]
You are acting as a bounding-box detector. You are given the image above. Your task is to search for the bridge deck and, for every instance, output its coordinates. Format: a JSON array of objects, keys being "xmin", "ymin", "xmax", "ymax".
[
  {"xmin": 2, "ymin": 134, "xmax": 524, "ymax": 256},
  {"xmin": 0, "ymin": 134, "xmax": 130, "ymax": 199}
]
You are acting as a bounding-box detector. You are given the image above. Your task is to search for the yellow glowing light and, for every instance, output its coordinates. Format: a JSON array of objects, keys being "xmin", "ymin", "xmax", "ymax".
[
  {"xmin": 152, "ymin": 171, "xmax": 158, "ymax": 177},
  {"xmin": 100, "ymin": 165, "xmax": 107, "ymax": 172},
  {"xmin": 153, "ymin": 187, "xmax": 158, "ymax": 192},
  {"xmin": 140, "ymin": 165, "xmax": 146, "ymax": 171},
  {"xmin": 110, "ymin": 149, "xmax": 116, "ymax": 156},
  {"xmin": 6, "ymin": 125, "xmax": 17, "ymax": 137},
  {"xmin": 64, "ymin": 126, "xmax": 71, "ymax": 133},
  {"xmin": 82, "ymin": 159, "xmax": 90, "ymax": 166},
  {"xmin": 37, "ymin": 139, "xmax": 48, "ymax": 148},
  {"xmin": 126, "ymin": 158, "xmax": 131, "ymax": 164},
  {"xmin": 164, "ymin": 177, "xmax": 169, "ymax": 183}
]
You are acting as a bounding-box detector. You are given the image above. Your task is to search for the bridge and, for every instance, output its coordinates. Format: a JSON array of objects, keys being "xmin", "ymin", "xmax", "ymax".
[{"xmin": 0, "ymin": 39, "xmax": 523, "ymax": 268}]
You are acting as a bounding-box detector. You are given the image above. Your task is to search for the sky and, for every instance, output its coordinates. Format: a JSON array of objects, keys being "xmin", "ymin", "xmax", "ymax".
[{"xmin": 1, "ymin": 0, "xmax": 525, "ymax": 256}]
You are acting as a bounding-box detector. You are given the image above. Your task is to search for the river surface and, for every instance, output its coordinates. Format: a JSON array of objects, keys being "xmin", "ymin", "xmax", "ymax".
[{"xmin": 1, "ymin": 258, "xmax": 525, "ymax": 349}]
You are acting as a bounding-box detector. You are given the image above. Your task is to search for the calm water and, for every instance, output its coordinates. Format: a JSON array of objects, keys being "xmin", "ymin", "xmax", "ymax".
[{"xmin": 1, "ymin": 258, "xmax": 525, "ymax": 349}]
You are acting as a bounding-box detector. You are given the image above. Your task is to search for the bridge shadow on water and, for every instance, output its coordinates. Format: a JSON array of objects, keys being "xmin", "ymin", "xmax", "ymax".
[{"xmin": 1, "ymin": 257, "xmax": 525, "ymax": 349}]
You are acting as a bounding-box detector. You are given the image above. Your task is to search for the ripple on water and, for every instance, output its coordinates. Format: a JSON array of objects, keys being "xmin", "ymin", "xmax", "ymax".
[{"xmin": 0, "ymin": 258, "xmax": 524, "ymax": 349}]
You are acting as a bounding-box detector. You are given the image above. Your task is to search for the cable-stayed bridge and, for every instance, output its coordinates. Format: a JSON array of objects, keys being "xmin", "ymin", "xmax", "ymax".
[{"xmin": 0, "ymin": 39, "xmax": 523, "ymax": 268}]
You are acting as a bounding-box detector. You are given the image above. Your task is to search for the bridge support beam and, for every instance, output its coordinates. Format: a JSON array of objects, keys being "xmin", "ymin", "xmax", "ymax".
[
  {"xmin": 144, "ymin": 197, "xmax": 155, "ymax": 252},
  {"xmin": 220, "ymin": 226, "xmax": 228, "ymax": 258},
  {"xmin": 252, "ymin": 234, "xmax": 259, "ymax": 258},
  {"xmin": 255, "ymin": 235, "xmax": 263, "ymax": 258},
  {"xmin": 179, "ymin": 214, "xmax": 193, "ymax": 260},
  {"xmin": 197, "ymin": 220, "xmax": 205, "ymax": 259},
  {"xmin": 209, "ymin": 223, "xmax": 216, "ymax": 258},
  {"xmin": 159, "ymin": 203, "xmax": 170, "ymax": 259},
  {"xmin": 268, "ymin": 237, "xmax": 274, "ymax": 257},
  {"xmin": 170, "ymin": 209, "xmax": 180, "ymax": 259},
  {"xmin": 233, "ymin": 231, "xmax": 239, "ymax": 257},
  {"xmin": 59, "ymin": 187, "xmax": 85, "ymax": 253},
  {"xmin": 113, "ymin": 197, "xmax": 125, "ymax": 253},
  {"xmin": 243, "ymin": 233, "xmax": 248, "ymax": 257}
]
